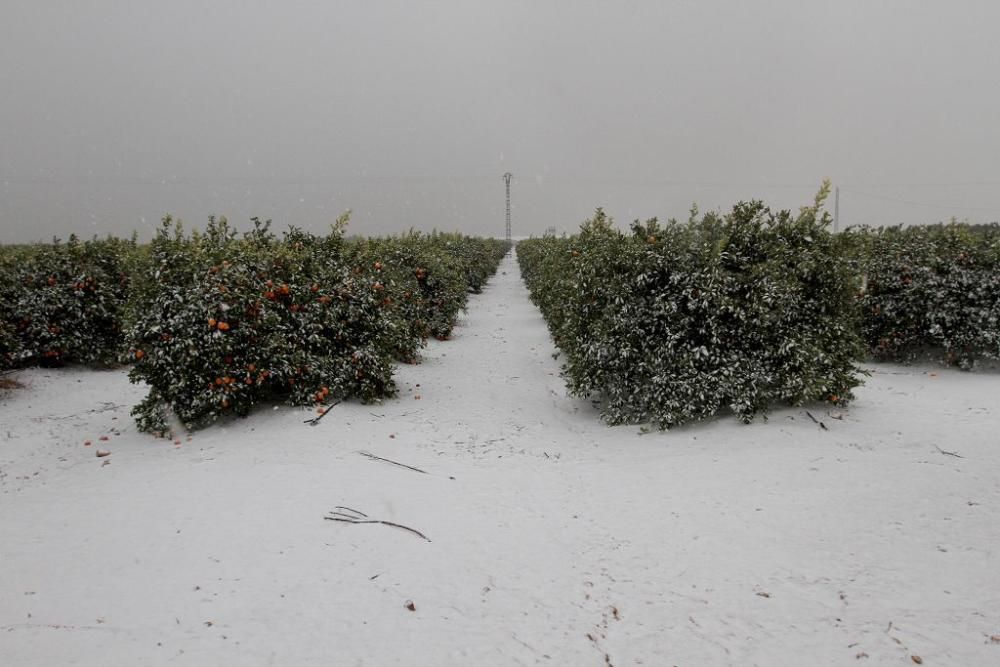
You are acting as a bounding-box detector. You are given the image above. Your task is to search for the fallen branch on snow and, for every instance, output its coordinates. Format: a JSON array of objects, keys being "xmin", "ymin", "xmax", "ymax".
[
  {"xmin": 934, "ymin": 444, "xmax": 964, "ymax": 459},
  {"xmin": 325, "ymin": 506, "xmax": 431, "ymax": 542},
  {"xmin": 303, "ymin": 399, "xmax": 342, "ymax": 426},
  {"xmin": 357, "ymin": 450, "xmax": 428, "ymax": 474},
  {"xmin": 805, "ymin": 410, "xmax": 828, "ymax": 431}
]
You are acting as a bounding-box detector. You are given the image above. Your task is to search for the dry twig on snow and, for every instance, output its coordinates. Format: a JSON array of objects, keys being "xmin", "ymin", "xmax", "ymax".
[
  {"xmin": 303, "ymin": 399, "xmax": 342, "ymax": 426},
  {"xmin": 805, "ymin": 410, "xmax": 828, "ymax": 430},
  {"xmin": 934, "ymin": 444, "xmax": 964, "ymax": 459},
  {"xmin": 325, "ymin": 507, "xmax": 431, "ymax": 542},
  {"xmin": 357, "ymin": 450, "xmax": 428, "ymax": 474}
]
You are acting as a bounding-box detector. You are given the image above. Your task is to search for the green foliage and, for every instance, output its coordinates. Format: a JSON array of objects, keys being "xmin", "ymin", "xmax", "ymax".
[
  {"xmin": 125, "ymin": 217, "xmax": 506, "ymax": 433},
  {"xmin": 0, "ymin": 235, "xmax": 135, "ymax": 369},
  {"xmin": 849, "ymin": 222, "xmax": 1000, "ymax": 367},
  {"xmin": 519, "ymin": 193, "xmax": 866, "ymax": 429}
]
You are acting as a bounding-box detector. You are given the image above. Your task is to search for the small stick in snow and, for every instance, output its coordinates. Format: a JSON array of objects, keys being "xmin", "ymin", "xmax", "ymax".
[
  {"xmin": 333, "ymin": 505, "xmax": 368, "ymax": 518},
  {"xmin": 805, "ymin": 410, "xmax": 828, "ymax": 430},
  {"xmin": 357, "ymin": 450, "xmax": 428, "ymax": 474},
  {"xmin": 304, "ymin": 399, "xmax": 342, "ymax": 426},
  {"xmin": 325, "ymin": 514, "xmax": 431, "ymax": 542},
  {"xmin": 933, "ymin": 444, "xmax": 964, "ymax": 459}
]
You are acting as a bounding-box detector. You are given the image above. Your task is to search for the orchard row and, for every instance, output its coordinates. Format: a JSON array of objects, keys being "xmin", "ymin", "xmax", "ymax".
[
  {"xmin": 518, "ymin": 189, "xmax": 1000, "ymax": 429},
  {"xmin": 0, "ymin": 216, "xmax": 508, "ymax": 434}
]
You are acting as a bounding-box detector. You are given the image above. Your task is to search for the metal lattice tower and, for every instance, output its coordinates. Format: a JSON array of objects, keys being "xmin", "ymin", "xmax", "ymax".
[{"xmin": 502, "ymin": 172, "xmax": 512, "ymax": 247}]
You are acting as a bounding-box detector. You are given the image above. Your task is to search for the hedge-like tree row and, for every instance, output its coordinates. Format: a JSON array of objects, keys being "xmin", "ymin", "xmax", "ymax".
[
  {"xmin": 848, "ymin": 222, "xmax": 1000, "ymax": 367},
  {"xmin": 0, "ymin": 235, "xmax": 138, "ymax": 369},
  {"xmin": 0, "ymin": 217, "xmax": 507, "ymax": 433},
  {"xmin": 518, "ymin": 188, "xmax": 867, "ymax": 429}
]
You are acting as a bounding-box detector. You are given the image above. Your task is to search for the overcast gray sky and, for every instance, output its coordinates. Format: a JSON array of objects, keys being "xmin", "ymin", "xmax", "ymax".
[{"xmin": 2, "ymin": 0, "xmax": 999, "ymax": 242}]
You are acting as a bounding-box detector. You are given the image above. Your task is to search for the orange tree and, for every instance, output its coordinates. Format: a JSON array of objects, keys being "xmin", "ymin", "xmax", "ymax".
[
  {"xmin": 849, "ymin": 222, "xmax": 1000, "ymax": 368},
  {"xmin": 519, "ymin": 186, "xmax": 865, "ymax": 428},
  {"xmin": 0, "ymin": 236, "xmax": 134, "ymax": 369},
  {"xmin": 346, "ymin": 232, "xmax": 507, "ymax": 358},
  {"xmin": 127, "ymin": 215, "xmax": 396, "ymax": 434}
]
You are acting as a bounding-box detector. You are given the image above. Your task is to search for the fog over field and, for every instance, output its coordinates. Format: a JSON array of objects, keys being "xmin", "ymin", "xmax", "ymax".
[{"xmin": 2, "ymin": 0, "xmax": 999, "ymax": 242}]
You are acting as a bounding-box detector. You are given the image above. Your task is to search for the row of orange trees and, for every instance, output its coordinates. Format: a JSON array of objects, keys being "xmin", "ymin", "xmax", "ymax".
[
  {"xmin": 518, "ymin": 186, "xmax": 865, "ymax": 429},
  {"xmin": 0, "ymin": 217, "xmax": 507, "ymax": 433},
  {"xmin": 845, "ymin": 223, "xmax": 1000, "ymax": 368},
  {"xmin": 519, "ymin": 191, "xmax": 1000, "ymax": 429}
]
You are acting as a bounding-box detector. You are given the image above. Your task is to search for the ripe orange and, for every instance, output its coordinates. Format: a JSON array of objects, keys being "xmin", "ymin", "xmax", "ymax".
[
  {"xmin": 208, "ymin": 318, "xmax": 217, "ymax": 328},
  {"xmin": 217, "ymin": 321, "xmax": 230, "ymax": 331},
  {"xmin": 135, "ymin": 349, "xmax": 145, "ymax": 360}
]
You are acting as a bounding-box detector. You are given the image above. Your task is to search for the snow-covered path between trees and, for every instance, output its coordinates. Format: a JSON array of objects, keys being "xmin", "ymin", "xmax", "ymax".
[{"xmin": 2, "ymin": 252, "xmax": 1000, "ymax": 666}]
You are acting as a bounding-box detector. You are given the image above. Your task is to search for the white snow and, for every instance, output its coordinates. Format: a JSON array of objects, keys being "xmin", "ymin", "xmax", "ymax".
[{"xmin": 2, "ymin": 252, "xmax": 999, "ymax": 665}]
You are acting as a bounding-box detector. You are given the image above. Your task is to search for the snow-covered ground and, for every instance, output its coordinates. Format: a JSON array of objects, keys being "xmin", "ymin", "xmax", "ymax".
[{"xmin": 2, "ymin": 253, "xmax": 999, "ymax": 666}]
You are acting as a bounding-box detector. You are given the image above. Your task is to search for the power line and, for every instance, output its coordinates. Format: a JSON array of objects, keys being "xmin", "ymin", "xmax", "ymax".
[{"xmin": 843, "ymin": 188, "xmax": 1000, "ymax": 213}]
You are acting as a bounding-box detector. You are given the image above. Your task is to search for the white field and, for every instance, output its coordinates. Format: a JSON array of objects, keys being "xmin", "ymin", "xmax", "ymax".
[{"xmin": 1, "ymin": 253, "xmax": 999, "ymax": 666}]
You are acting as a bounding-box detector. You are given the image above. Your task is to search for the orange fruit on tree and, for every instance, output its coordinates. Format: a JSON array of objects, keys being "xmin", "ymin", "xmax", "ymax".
[{"xmin": 217, "ymin": 321, "xmax": 230, "ymax": 331}]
